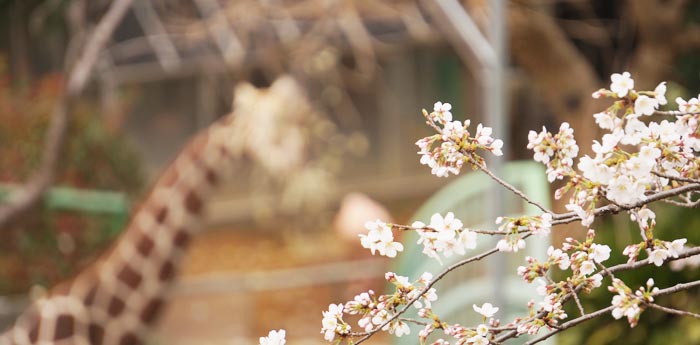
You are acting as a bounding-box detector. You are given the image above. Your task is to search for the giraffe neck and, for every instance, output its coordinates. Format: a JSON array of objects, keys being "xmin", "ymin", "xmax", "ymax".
[
  {"xmin": 1, "ymin": 75, "xmax": 311, "ymax": 345},
  {"xmin": 1, "ymin": 117, "xmax": 240, "ymax": 345},
  {"xmin": 77, "ymin": 118, "xmax": 238, "ymax": 334}
]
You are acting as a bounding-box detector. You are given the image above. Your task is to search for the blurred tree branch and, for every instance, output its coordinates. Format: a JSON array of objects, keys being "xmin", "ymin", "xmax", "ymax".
[{"xmin": 0, "ymin": 0, "xmax": 133, "ymax": 229}]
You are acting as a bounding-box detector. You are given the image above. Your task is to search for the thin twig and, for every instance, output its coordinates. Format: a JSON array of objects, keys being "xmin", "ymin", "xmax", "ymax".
[
  {"xmin": 653, "ymin": 280, "xmax": 700, "ymax": 297},
  {"xmin": 653, "ymin": 110, "xmax": 700, "ymax": 116},
  {"xmin": 607, "ymin": 246, "xmax": 700, "ymax": 275},
  {"xmin": 647, "ymin": 303, "xmax": 700, "ymax": 319},
  {"xmin": 651, "ymin": 171, "xmax": 700, "ymax": 184},
  {"xmin": 661, "ymin": 198, "xmax": 700, "ymax": 208},
  {"xmin": 399, "ymin": 317, "xmax": 430, "ymax": 326},
  {"xmin": 477, "ymin": 163, "xmax": 553, "ymax": 215},
  {"xmin": 392, "ymin": 224, "xmax": 526, "ymax": 235},
  {"xmin": 567, "ymin": 281, "xmax": 586, "ymax": 316}
]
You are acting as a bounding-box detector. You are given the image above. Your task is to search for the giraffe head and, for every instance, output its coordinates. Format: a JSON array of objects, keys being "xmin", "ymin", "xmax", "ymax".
[{"xmin": 227, "ymin": 75, "xmax": 313, "ymax": 176}]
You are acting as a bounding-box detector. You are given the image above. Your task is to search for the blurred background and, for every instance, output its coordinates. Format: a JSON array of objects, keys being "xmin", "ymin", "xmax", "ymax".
[{"xmin": 0, "ymin": 0, "xmax": 699, "ymax": 344}]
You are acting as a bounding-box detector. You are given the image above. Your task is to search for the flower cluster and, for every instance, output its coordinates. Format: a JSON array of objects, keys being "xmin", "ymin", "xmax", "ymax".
[
  {"xmin": 359, "ymin": 220, "xmax": 404, "ymax": 258},
  {"xmin": 419, "ymin": 303, "xmax": 500, "ymax": 345},
  {"xmin": 532, "ymin": 72, "xmax": 700, "ymax": 229},
  {"xmin": 494, "ymin": 213, "xmax": 552, "ymax": 253},
  {"xmin": 321, "ymin": 303, "xmax": 350, "ymax": 342},
  {"xmin": 325, "ymin": 272, "xmax": 438, "ymax": 342},
  {"xmin": 514, "ymin": 231, "xmax": 612, "ymax": 335},
  {"xmin": 416, "ymin": 102, "xmax": 503, "ymax": 177},
  {"xmin": 527, "ymin": 122, "xmax": 579, "ymax": 182},
  {"xmin": 259, "ymin": 329, "xmax": 286, "ymax": 345},
  {"xmin": 622, "ymin": 237, "xmax": 686, "ymax": 265},
  {"xmin": 412, "ymin": 212, "xmax": 477, "ymax": 263},
  {"xmin": 609, "ymin": 278, "xmax": 658, "ymax": 327}
]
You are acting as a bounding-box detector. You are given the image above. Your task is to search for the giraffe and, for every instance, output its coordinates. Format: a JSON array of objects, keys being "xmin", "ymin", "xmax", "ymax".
[{"xmin": 0, "ymin": 75, "xmax": 312, "ymax": 345}]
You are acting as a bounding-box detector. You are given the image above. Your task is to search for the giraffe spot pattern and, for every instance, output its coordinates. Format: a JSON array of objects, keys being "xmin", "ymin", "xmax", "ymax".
[
  {"xmin": 135, "ymin": 234, "xmax": 154, "ymax": 257},
  {"xmin": 107, "ymin": 297, "xmax": 125, "ymax": 317},
  {"xmin": 173, "ymin": 231, "xmax": 190, "ymax": 249},
  {"xmin": 84, "ymin": 285, "xmax": 97, "ymax": 305},
  {"xmin": 120, "ymin": 332, "xmax": 141, "ymax": 345},
  {"xmin": 184, "ymin": 190, "xmax": 202, "ymax": 215},
  {"xmin": 205, "ymin": 168, "xmax": 218, "ymax": 185},
  {"xmin": 54, "ymin": 314, "xmax": 75, "ymax": 340},
  {"xmin": 89, "ymin": 323, "xmax": 104, "ymax": 345},
  {"xmin": 27, "ymin": 318, "xmax": 40, "ymax": 343},
  {"xmin": 155, "ymin": 206, "xmax": 168, "ymax": 224},
  {"xmin": 158, "ymin": 261, "xmax": 175, "ymax": 282},
  {"xmin": 139, "ymin": 298, "xmax": 163, "ymax": 324},
  {"xmin": 161, "ymin": 169, "xmax": 179, "ymax": 188},
  {"xmin": 117, "ymin": 265, "xmax": 143, "ymax": 290}
]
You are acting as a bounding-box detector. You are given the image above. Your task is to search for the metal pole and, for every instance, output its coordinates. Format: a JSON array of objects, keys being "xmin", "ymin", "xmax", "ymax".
[{"xmin": 485, "ymin": 0, "xmax": 508, "ymax": 310}]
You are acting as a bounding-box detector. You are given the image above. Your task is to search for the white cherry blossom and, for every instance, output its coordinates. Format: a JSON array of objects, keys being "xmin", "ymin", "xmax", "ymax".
[
  {"xmin": 590, "ymin": 244, "xmax": 612, "ymax": 263},
  {"xmin": 359, "ymin": 220, "xmax": 404, "ymax": 258},
  {"xmin": 654, "ymin": 82, "xmax": 667, "ymax": 105},
  {"xmin": 610, "ymin": 71, "xmax": 634, "ymax": 97},
  {"xmin": 634, "ymin": 95, "xmax": 658, "ymax": 116},
  {"xmin": 260, "ymin": 329, "xmax": 286, "ymax": 345},
  {"xmin": 649, "ymin": 249, "xmax": 668, "ymax": 267},
  {"xmin": 433, "ymin": 101, "xmax": 453, "ymax": 123},
  {"xmin": 473, "ymin": 302, "xmax": 499, "ymax": 318},
  {"xmin": 668, "ymin": 238, "xmax": 687, "ymax": 257}
]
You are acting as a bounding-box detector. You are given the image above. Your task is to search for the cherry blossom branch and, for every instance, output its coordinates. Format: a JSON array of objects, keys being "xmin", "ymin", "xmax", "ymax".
[
  {"xmin": 607, "ymin": 246, "xmax": 700, "ymax": 274},
  {"xmin": 523, "ymin": 305, "xmax": 615, "ymax": 345},
  {"xmin": 525, "ymin": 279, "xmax": 700, "ymax": 345},
  {"xmin": 495, "ymin": 247, "xmax": 700, "ymax": 344},
  {"xmin": 354, "ymin": 245, "xmax": 502, "ymax": 344},
  {"xmin": 392, "ymin": 224, "xmax": 527, "ymax": 235},
  {"xmin": 421, "ymin": 109, "xmax": 552, "ymax": 215},
  {"xmin": 318, "ymin": 76, "xmax": 700, "ymax": 345},
  {"xmin": 552, "ymin": 182, "xmax": 700, "ymax": 222}
]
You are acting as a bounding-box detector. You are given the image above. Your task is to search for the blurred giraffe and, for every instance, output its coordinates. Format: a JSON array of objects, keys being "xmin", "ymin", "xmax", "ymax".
[{"xmin": 0, "ymin": 76, "xmax": 312, "ymax": 345}]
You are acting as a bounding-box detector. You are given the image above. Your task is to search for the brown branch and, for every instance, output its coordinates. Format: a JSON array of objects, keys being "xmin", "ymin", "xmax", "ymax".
[
  {"xmin": 653, "ymin": 110, "xmax": 700, "ymax": 116},
  {"xmin": 523, "ymin": 305, "xmax": 614, "ymax": 345},
  {"xmin": 647, "ymin": 303, "xmax": 700, "ymax": 319},
  {"xmin": 653, "ymin": 280, "xmax": 700, "ymax": 297},
  {"xmin": 392, "ymin": 223, "xmax": 523, "ymax": 236},
  {"xmin": 0, "ymin": 0, "xmax": 134, "ymax": 229},
  {"xmin": 651, "ymin": 171, "xmax": 700, "ymax": 184},
  {"xmin": 568, "ymin": 281, "xmax": 586, "ymax": 316},
  {"xmin": 607, "ymin": 246, "xmax": 700, "ymax": 275},
  {"xmin": 551, "ymin": 182, "xmax": 700, "ymax": 222}
]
